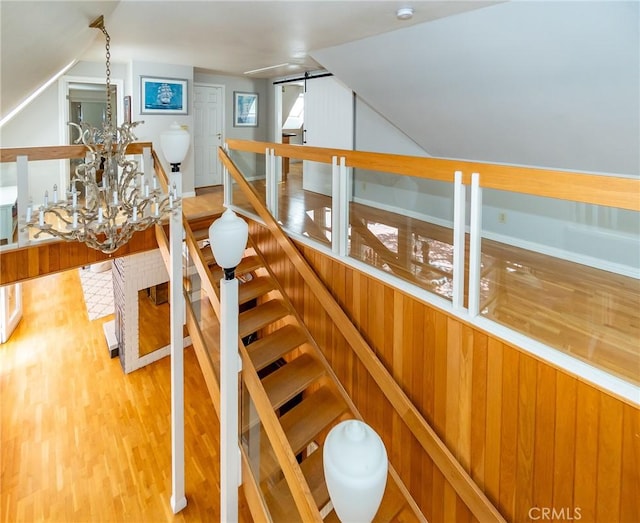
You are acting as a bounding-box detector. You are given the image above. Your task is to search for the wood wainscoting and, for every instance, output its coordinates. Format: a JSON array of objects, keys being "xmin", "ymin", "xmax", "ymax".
[
  {"xmin": 0, "ymin": 227, "xmax": 159, "ymax": 286},
  {"xmin": 249, "ymin": 220, "xmax": 639, "ymax": 523}
]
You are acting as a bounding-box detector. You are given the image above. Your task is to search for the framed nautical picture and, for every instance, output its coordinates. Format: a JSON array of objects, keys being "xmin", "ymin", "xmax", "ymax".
[
  {"xmin": 140, "ymin": 76, "xmax": 188, "ymax": 115},
  {"xmin": 233, "ymin": 91, "xmax": 258, "ymax": 127}
]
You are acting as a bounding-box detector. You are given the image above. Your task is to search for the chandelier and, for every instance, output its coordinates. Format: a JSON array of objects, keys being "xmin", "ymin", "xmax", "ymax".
[{"xmin": 23, "ymin": 15, "xmax": 178, "ymax": 254}]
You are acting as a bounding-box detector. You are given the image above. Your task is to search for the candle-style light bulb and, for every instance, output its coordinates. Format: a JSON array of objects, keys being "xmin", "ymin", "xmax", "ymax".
[
  {"xmin": 72, "ymin": 211, "xmax": 78, "ymax": 229},
  {"xmin": 53, "ymin": 184, "xmax": 58, "ymax": 203},
  {"xmin": 26, "ymin": 200, "xmax": 33, "ymax": 222},
  {"xmin": 144, "ymin": 183, "xmax": 150, "ymax": 198},
  {"xmin": 132, "ymin": 205, "xmax": 138, "ymax": 221},
  {"xmin": 43, "ymin": 190, "xmax": 49, "ymax": 207}
]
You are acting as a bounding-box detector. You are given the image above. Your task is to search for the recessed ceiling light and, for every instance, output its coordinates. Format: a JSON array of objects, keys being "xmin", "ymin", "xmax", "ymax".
[{"xmin": 396, "ymin": 7, "xmax": 414, "ymax": 20}]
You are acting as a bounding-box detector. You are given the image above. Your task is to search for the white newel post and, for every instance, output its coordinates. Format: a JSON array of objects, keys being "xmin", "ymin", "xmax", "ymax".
[
  {"xmin": 209, "ymin": 209, "xmax": 248, "ymax": 523},
  {"xmin": 169, "ymin": 168, "xmax": 186, "ymax": 513},
  {"xmin": 159, "ymin": 125, "xmax": 190, "ymax": 514}
]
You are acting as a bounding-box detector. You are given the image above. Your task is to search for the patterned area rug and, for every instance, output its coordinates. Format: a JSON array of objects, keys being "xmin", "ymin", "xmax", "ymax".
[{"xmin": 78, "ymin": 264, "xmax": 114, "ymax": 320}]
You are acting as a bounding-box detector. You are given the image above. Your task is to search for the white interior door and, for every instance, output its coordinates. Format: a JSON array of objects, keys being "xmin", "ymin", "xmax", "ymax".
[
  {"xmin": 303, "ymin": 76, "xmax": 353, "ymax": 195},
  {"xmin": 194, "ymin": 84, "xmax": 224, "ymax": 188}
]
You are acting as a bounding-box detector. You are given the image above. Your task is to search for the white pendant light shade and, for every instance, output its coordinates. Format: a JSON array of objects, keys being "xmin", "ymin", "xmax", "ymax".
[
  {"xmin": 209, "ymin": 208, "xmax": 248, "ymax": 272},
  {"xmin": 323, "ymin": 420, "xmax": 388, "ymax": 523},
  {"xmin": 160, "ymin": 122, "xmax": 190, "ymax": 167}
]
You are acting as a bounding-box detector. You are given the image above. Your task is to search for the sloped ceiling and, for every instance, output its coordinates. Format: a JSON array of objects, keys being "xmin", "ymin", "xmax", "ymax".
[
  {"xmin": 0, "ymin": 0, "xmax": 497, "ymax": 120},
  {"xmin": 311, "ymin": 1, "xmax": 640, "ymax": 176},
  {"xmin": 0, "ymin": 1, "xmax": 119, "ymax": 118}
]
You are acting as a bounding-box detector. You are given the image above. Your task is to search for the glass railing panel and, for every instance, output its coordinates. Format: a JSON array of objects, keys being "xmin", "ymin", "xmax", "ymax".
[
  {"xmin": 478, "ymin": 189, "xmax": 640, "ymax": 385},
  {"xmin": 183, "ymin": 233, "xmax": 222, "ymax": 380},
  {"xmin": 229, "ymin": 149, "xmax": 266, "ymax": 215},
  {"xmin": 278, "ymin": 159, "xmax": 332, "ymax": 247},
  {"xmin": 241, "ymin": 380, "xmax": 303, "ymax": 522},
  {"xmin": 349, "ymin": 170, "xmax": 455, "ymax": 302},
  {"xmin": 1, "ymin": 159, "xmax": 67, "ymax": 250}
]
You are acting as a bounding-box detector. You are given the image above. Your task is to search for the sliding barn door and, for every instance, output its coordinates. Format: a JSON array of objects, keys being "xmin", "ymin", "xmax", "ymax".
[{"xmin": 303, "ymin": 76, "xmax": 353, "ymax": 195}]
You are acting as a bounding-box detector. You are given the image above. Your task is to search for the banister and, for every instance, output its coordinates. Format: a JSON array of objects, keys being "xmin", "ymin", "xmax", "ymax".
[
  {"xmin": 219, "ymin": 145, "xmax": 507, "ymax": 523},
  {"xmin": 0, "ymin": 142, "xmax": 154, "ymax": 162},
  {"xmin": 224, "ymin": 139, "xmax": 640, "ymax": 211}
]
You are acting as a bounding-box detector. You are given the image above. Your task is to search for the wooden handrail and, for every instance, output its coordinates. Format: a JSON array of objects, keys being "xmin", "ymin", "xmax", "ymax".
[
  {"xmin": 225, "ymin": 139, "xmax": 640, "ymax": 211},
  {"xmin": 219, "ymin": 145, "xmax": 507, "ymax": 523},
  {"xmin": 239, "ymin": 344, "xmax": 323, "ymax": 522},
  {"xmin": 0, "ymin": 142, "xmax": 154, "ymax": 162}
]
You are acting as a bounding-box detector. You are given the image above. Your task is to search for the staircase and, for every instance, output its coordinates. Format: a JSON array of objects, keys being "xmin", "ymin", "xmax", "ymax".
[{"xmin": 180, "ymin": 215, "xmax": 424, "ymax": 522}]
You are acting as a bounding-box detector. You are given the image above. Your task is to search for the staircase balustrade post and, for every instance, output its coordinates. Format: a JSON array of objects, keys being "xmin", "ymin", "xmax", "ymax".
[
  {"xmin": 468, "ymin": 172, "xmax": 482, "ymax": 317},
  {"xmin": 16, "ymin": 155, "xmax": 29, "ymax": 247},
  {"xmin": 452, "ymin": 170, "xmax": 466, "ymax": 310},
  {"xmin": 169, "ymin": 167, "xmax": 187, "ymax": 513}
]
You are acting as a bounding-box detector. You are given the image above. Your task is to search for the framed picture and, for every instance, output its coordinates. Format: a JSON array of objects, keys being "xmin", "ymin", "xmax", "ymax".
[
  {"xmin": 123, "ymin": 95, "xmax": 131, "ymax": 123},
  {"xmin": 233, "ymin": 91, "xmax": 258, "ymax": 127},
  {"xmin": 140, "ymin": 76, "xmax": 188, "ymax": 115}
]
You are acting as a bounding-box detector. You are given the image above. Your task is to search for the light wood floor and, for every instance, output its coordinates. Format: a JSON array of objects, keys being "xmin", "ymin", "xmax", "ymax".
[{"xmin": 0, "ymin": 269, "xmax": 252, "ymax": 522}]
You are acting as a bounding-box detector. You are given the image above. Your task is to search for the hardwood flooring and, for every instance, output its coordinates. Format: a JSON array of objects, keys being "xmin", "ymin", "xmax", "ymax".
[{"xmin": 0, "ymin": 269, "xmax": 252, "ymax": 522}]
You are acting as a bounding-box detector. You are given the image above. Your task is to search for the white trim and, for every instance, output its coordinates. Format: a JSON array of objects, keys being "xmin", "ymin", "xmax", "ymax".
[
  {"xmin": 59, "ymin": 75, "xmax": 125, "ymax": 193},
  {"xmin": 468, "ymin": 173, "xmax": 482, "ymax": 317},
  {"xmin": 452, "ymin": 171, "xmax": 466, "ymax": 311}
]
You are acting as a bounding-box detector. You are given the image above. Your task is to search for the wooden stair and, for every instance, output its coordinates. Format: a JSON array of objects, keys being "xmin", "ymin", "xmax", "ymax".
[{"xmin": 183, "ymin": 215, "xmax": 424, "ymax": 522}]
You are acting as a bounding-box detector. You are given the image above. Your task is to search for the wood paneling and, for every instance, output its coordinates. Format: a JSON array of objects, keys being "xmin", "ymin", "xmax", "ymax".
[{"xmin": 249, "ymin": 219, "xmax": 640, "ymax": 523}]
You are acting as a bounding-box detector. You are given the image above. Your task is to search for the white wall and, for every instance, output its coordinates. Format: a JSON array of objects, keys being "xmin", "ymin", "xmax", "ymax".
[
  {"xmin": 0, "ymin": 61, "xmax": 128, "ymax": 200},
  {"xmin": 194, "ymin": 71, "xmax": 268, "ymax": 180},
  {"xmin": 312, "ymin": 1, "xmax": 639, "ymax": 177},
  {"xmin": 131, "ymin": 61, "xmax": 195, "ymax": 194},
  {"xmin": 194, "ymin": 71, "xmax": 268, "ymax": 142}
]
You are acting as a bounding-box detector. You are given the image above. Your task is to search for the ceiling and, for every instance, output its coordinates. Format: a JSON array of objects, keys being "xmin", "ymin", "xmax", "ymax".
[{"xmin": 0, "ymin": 0, "xmax": 497, "ymax": 119}]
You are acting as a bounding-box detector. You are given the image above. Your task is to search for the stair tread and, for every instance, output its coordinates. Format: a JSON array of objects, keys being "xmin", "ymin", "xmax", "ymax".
[
  {"xmin": 261, "ymin": 354, "xmax": 325, "ymax": 411},
  {"xmin": 300, "ymin": 448, "xmax": 330, "ymax": 509},
  {"xmin": 191, "ymin": 228, "xmax": 210, "ymax": 241},
  {"xmin": 238, "ymin": 275, "xmax": 274, "ymax": 305},
  {"xmin": 375, "ymin": 480, "xmax": 410, "ymax": 522},
  {"xmin": 246, "ymin": 324, "xmax": 308, "ymax": 371},
  {"xmin": 245, "ymin": 387, "xmax": 345, "ymax": 484},
  {"xmin": 239, "ymin": 299, "xmax": 289, "ymax": 338},
  {"xmin": 209, "ymin": 254, "xmax": 262, "ymax": 280},
  {"xmin": 280, "ymin": 387, "xmax": 346, "ymax": 456},
  {"xmin": 262, "ymin": 449, "xmax": 328, "ymax": 521}
]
